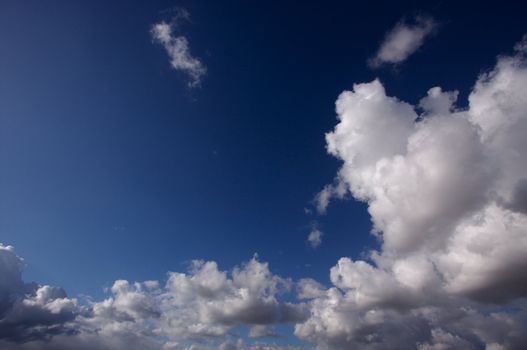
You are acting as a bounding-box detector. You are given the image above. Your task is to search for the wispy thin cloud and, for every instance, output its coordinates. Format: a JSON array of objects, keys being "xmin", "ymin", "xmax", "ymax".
[
  {"xmin": 307, "ymin": 228, "xmax": 323, "ymax": 248},
  {"xmin": 314, "ymin": 180, "xmax": 347, "ymax": 214},
  {"xmin": 151, "ymin": 8, "xmax": 206, "ymax": 88},
  {"xmin": 369, "ymin": 15, "xmax": 438, "ymax": 68}
]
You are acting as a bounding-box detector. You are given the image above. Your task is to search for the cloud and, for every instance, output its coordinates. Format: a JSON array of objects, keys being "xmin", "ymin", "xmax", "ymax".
[
  {"xmin": 0, "ymin": 245, "xmax": 81, "ymax": 343},
  {"xmin": 314, "ymin": 181, "xmax": 347, "ymax": 214},
  {"xmin": 151, "ymin": 9, "xmax": 206, "ymax": 87},
  {"xmin": 159, "ymin": 257, "xmax": 306, "ymax": 339},
  {"xmin": 369, "ymin": 15, "xmax": 437, "ymax": 68},
  {"xmin": 217, "ymin": 340, "xmax": 307, "ymax": 350},
  {"xmin": 0, "ymin": 246, "xmax": 306, "ymax": 349},
  {"xmin": 297, "ymin": 279, "xmax": 326, "ymax": 300},
  {"xmin": 303, "ymin": 37, "xmax": 527, "ymax": 348},
  {"xmin": 307, "ymin": 229, "xmax": 323, "ymax": 248}
]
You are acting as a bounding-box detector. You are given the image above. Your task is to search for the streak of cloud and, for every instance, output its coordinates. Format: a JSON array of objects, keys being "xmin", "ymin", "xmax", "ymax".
[{"xmin": 151, "ymin": 8, "xmax": 206, "ymax": 87}]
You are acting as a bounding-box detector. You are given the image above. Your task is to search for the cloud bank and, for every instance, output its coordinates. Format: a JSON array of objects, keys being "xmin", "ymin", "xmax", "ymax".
[
  {"xmin": 308, "ymin": 36, "xmax": 527, "ymax": 349},
  {"xmin": 369, "ymin": 15, "xmax": 437, "ymax": 67},
  {"xmin": 0, "ymin": 246, "xmax": 305, "ymax": 349},
  {"xmin": 151, "ymin": 9, "xmax": 206, "ymax": 87}
]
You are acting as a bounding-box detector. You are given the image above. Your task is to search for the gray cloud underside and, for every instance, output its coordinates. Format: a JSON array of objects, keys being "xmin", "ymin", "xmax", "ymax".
[{"xmin": 309, "ymin": 36, "xmax": 527, "ymax": 349}]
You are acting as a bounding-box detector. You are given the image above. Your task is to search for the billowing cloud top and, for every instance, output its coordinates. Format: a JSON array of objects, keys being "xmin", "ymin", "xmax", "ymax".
[
  {"xmin": 308, "ymin": 36, "xmax": 527, "ymax": 349},
  {"xmin": 0, "ymin": 245, "xmax": 306, "ymax": 349},
  {"xmin": 369, "ymin": 15, "xmax": 437, "ymax": 67}
]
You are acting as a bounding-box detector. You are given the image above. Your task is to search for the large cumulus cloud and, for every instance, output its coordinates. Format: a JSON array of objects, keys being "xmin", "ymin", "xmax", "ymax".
[{"xmin": 304, "ymin": 37, "xmax": 527, "ymax": 349}]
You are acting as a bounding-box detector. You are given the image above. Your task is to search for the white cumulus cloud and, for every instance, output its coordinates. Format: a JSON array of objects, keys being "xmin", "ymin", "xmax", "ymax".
[
  {"xmin": 0, "ymin": 246, "xmax": 306, "ymax": 350},
  {"xmin": 303, "ymin": 36, "xmax": 527, "ymax": 349}
]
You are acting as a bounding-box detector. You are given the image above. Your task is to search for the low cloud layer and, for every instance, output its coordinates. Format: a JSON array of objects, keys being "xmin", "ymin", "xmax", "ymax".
[
  {"xmin": 369, "ymin": 15, "xmax": 437, "ymax": 67},
  {"xmin": 0, "ymin": 246, "xmax": 305, "ymax": 349},
  {"xmin": 308, "ymin": 36, "xmax": 527, "ymax": 348},
  {"xmin": 151, "ymin": 9, "xmax": 206, "ymax": 87}
]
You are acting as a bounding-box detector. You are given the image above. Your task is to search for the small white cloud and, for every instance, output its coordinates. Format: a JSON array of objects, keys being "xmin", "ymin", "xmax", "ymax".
[
  {"xmin": 307, "ymin": 229, "xmax": 323, "ymax": 248},
  {"xmin": 248, "ymin": 325, "xmax": 277, "ymax": 338},
  {"xmin": 369, "ymin": 15, "xmax": 438, "ymax": 68},
  {"xmin": 314, "ymin": 180, "xmax": 347, "ymax": 214},
  {"xmin": 151, "ymin": 9, "xmax": 206, "ymax": 87}
]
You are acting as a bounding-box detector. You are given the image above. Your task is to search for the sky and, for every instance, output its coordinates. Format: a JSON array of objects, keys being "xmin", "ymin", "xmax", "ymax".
[{"xmin": 0, "ymin": 1, "xmax": 527, "ymax": 349}]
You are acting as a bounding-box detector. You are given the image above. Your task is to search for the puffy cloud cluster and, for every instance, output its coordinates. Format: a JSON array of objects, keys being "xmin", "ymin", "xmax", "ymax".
[
  {"xmin": 0, "ymin": 246, "xmax": 305, "ymax": 349},
  {"xmin": 158, "ymin": 257, "xmax": 305, "ymax": 340},
  {"xmin": 369, "ymin": 15, "xmax": 437, "ymax": 67},
  {"xmin": 305, "ymin": 37, "xmax": 527, "ymax": 348},
  {"xmin": 151, "ymin": 8, "xmax": 206, "ymax": 87}
]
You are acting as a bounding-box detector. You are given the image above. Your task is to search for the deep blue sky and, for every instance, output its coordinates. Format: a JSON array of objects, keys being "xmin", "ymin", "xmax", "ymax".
[{"xmin": 1, "ymin": 0, "xmax": 526, "ymax": 299}]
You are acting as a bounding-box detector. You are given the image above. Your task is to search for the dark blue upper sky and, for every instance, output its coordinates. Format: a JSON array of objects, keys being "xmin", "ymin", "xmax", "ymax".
[{"xmin": 1, "ymin": 0, "xmax": 526, "ymax": 299}]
